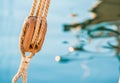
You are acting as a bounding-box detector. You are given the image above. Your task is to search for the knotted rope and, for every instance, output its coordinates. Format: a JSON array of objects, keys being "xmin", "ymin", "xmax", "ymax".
[{"xmin": 12, "ymin": 0, "xmax": 50, "ymax": 83}]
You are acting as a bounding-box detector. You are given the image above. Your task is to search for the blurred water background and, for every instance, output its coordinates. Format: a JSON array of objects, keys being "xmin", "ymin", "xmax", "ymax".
[{"xmin": 0, "ymin": 0, "xmax": 119, "ymax": 83}]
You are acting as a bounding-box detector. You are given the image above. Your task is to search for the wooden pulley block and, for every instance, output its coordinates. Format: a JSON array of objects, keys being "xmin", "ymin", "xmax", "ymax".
[{"xmin": 20, "ymin": 16, "xmax": 47, "ymax": 53}]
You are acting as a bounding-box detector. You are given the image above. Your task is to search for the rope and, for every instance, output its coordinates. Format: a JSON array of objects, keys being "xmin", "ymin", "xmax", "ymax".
[
  {"xmin": 12, "ymin": 0, "xmax": 50, "ymax": 83},
  {"xmin": 36, "ymin": 0, "xmax": 43, "ymax": 16},
  {"xmin": 29, "ymin": 0, "xmax": 38, "ymax": 16},
  {"xmin": 31, "ymin": 0, "xmax": 46, "ymax": 45},
  {"xmin": 37, "ymin": 0, "xmax": 50, "ymax": 43},
  {"xmin": 12, "ymin": 53, "xmax": 35, "ymax": 83},
  {"xmin": 43, "ymin": 0, "xmax": 50, "ymax": 20}
]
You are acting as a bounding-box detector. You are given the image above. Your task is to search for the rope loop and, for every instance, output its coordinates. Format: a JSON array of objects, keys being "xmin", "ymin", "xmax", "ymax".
[{"xmin": 12, "ymin": 0, "xmax": 50, "ymax": 83}]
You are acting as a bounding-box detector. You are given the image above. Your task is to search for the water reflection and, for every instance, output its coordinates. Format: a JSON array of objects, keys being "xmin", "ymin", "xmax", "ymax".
[
  {"xmin": 63, "ymin": 21, "xmax": 120, "ymax": 53},
  {"xmin": 60, "ymin": 15, "xmax": 120, "ymax": 83},
  {"xmin": 80, "ymin": 61, "xmax": 90, "ymax": 79},
  {"xmin": 55, "ymin": 55, "xmax": 93, "ymax": 63},
  {"xmin": 56, "ymin": 0, "xmax": 120, "ymax": 82}
]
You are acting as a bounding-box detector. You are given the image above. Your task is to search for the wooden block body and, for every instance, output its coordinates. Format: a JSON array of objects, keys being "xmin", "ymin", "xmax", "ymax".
[{"xmin": 20, "ymin": 16, "xmax": 47, "ymax": 53}]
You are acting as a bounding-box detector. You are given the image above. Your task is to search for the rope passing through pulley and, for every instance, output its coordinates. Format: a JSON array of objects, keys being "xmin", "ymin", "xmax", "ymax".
[{"xmin": 12, "ymin": 0, "xmax": 50, "ymax": 83}]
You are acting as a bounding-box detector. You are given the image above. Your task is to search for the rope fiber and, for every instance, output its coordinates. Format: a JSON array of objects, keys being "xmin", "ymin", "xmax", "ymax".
[{"xmin": 12, "ymin": 0, "xmax": 50, "ymax": 83}]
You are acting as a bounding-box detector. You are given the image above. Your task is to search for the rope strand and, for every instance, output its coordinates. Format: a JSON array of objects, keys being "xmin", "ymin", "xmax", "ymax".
[
  {"xmin": 12, "ymin": 0, "xmax": 50, "ymax": 83},
  {"xmin": 43, "ymin": 0, "xmax": 50, "ymax": 20},
  {"xmin": 31, "ymin": 0, "xmax": 46, "ymax": 45},
  {"xmin": 36, "ymin": 0, "xmax": 43, "ymax": 16},
  {"xmin": 37, "ymin": 0, "xmax": 50, "ymax": 42},
  {"xmin": 29, "ymin": 0, "xmax": 38, "ymax": 16}
]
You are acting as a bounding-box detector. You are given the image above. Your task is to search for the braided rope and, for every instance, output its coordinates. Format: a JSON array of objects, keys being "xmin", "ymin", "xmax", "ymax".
[
  {"xmin": 37, "ymin": 0, "xmax": 46, "ymax": 18},
  {"xmin": 43, "ymin": 0, "xmax": 50, "ymax": 20},
  {"xmin": 36, "ymin": 0, "xmax": 43, "ymax": 16},
  {"xmin": 37, "ymin": 0, "xmax": 50, "ymax": 42},
  {"xmin": 12, "ymin": 53, "xmax": 35, "ymax": 83},
  {"xmin": 29, "ymin": 0, "xmax": 38, "ymax": 16},
  {"xmin": 31, "ymin": 0, "xmax": 46, "ymax": 45},
  {"xmin": 19, "ymin": 19, "xmax": 28, "ymax": 57},
  {"xmin": 12, "ymin": 0, "xmax": 50, "ymax": 83}
]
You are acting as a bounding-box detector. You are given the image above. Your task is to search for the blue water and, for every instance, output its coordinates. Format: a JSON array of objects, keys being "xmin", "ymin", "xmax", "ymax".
[{"xmin": 0, "ymin": 0, "xmax": 119, "ymax": 83}]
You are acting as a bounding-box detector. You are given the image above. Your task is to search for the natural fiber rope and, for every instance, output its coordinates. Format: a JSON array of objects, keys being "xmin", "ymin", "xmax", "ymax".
[
  {"xmin": 43, "ymin": 0, "xmax": 50, "ymax": 20},
  {"xmin": 37, "ymin": 0, "xmax": 50, "ymax": 42},
  {"xmin": 19, "ymin": 21, "xmax": 28, "ymax": 57},
  {"xmin": 31, "ymin": 0, "xmax": 46, "ymax": 45},
  {"xmin": 12, "ymin": 53, "xmax": 35, "ymax": 83},
  {"xmin": 29, "ymin": 0, "xmax": 38, "ymax": 16},
  {"xmin": 12, "ymin": 0, "xmax": 50, "ymax": 83},
  {"xmin": 36, "ymin": 0, "xmax": 43, "ymax": 16}
]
